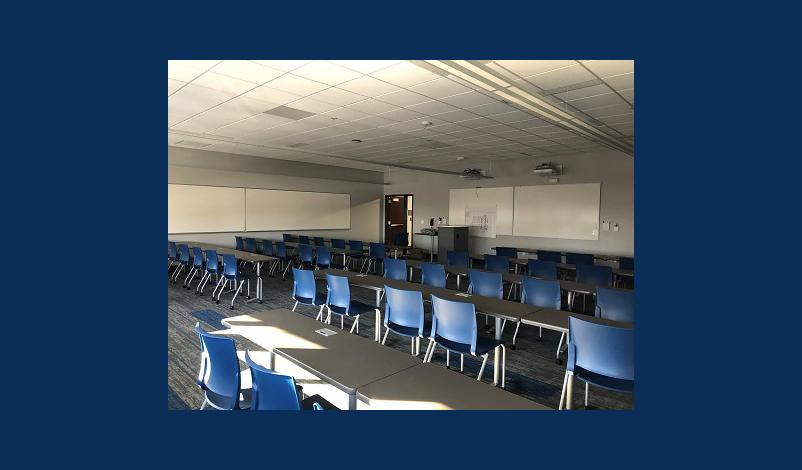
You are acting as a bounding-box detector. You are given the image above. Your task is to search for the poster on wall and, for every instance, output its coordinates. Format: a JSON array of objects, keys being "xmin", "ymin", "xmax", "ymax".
[{"xmin": 465, "ymin": 206, "xmax": 497, "ymax": 238}]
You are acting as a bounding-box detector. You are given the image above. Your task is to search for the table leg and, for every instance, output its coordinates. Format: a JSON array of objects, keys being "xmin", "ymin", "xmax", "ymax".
[
  {"xmin": 493, "ymin": 316, "xmax": 502, "ymax": 386},
  {"xmin": 348, "ymin": 393, "xmax": 357, "ymax": 410},
  {"xmin": 269, "ymin": 350, "xmax": 276, "ymax": 371}
]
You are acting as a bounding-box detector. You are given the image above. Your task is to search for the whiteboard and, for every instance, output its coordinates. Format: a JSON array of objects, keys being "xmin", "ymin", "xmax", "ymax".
[
  {"xmin": 246, "ymin": 189, "xmax": 350, "ymax": 231},
  {"xmin": 513, "ymin": 183, "xmax": 600, "ymax": 240},
  {"xmin": 449, "ymin": 187, "xmax": 514, "ymax": 235},
  {"xmin": 168, "ymin": 184, "xmax": 245, "ymax": 234}
]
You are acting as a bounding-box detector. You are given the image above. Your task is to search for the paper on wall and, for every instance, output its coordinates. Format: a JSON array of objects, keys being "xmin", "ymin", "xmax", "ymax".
[{"xmin": 465, "ymin": 206, "xmax": 497, "ymax": 238}]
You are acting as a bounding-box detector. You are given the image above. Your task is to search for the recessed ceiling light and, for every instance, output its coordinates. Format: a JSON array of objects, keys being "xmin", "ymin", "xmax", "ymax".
[{"xmin": 421, "ymin": 120, "xmax": 432, "ymax": 127}]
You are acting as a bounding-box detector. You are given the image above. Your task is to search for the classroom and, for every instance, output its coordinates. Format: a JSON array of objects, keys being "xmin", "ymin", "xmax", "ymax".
[{"xmin": 168, "ymin": 60, "xmax": 634, "ymax": 411}]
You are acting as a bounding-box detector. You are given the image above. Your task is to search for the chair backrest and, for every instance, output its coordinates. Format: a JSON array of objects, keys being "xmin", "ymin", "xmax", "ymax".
[
  {"xmin": 282, "ymin": 234, "xmax": 292, "ymax": 242},
  {"xmin": 178, "ymin": 244, "xmax": 190, "ymax": 263},
  {"xmin": 261, "ymin": 240, "xmax": 274, "ymax": 256},
  {"xmin": 383, "ymin": 258, "xmax": 407, "ymax": 281},
  {"xmin": 348, "ymin": 240, "xmax": 363, "ymax": 251},
  {"xmin": 566, "ymin": 252, "xmax": 594, "ymax": 266},
  {"xmin": 325, "ymin": 274, "xmax": 351, "ymax": 311},
  {"xmin": 527, "ymin": 259, "xmax": 557, "ymax": 280},
  {"xmin": 205, "ymin": 249, "xmax": 218, "ymax": 271},
  {"xmin": 292, "ymin": 268, "xmax": 317, "ymax": 300},
  {"xmin": 222, "ymin": 254, "xmax": 238, "ymax": 277},
  {"xmin": 192, "ymin": 247, "xmax": 204, "ymax": 267},
  {"xmin": 495, "ymin": 247, "xmax": 518, "ymax": 258},
  {"xmin": 383, "ymin": 285, "xmax": 424, "ymax": 334},
  {"xmin": 169, "ymin": 242, "xmax": 177, "ymax": 258},
  {"xmin": 447, "ymin": 250, "xmax": 469, "ymax": 268},
  {"xmin": 568, "ymin": 316, "xmax": 634, "ymax": 381},
  {"xmin": 314, "ymin": 237, "xmax": 325, "ymax": 247},
  {"xmin": 576, "ymin": 264, "xmax": 613, "ymax": 287},
  {"xmin": 468, "ymin": 270, "xmax": 503, "ymax": 299},
  {"xmin": 431, "ymin": 295, "xmax": 477, "ymax": 354},
  {"xmin": 298, "ymin": 235, "xmax": 309, "ymax": 245},
  {"xmin": 521, "ymin": 277, "xmax": 561, "ymax": 309},
  {"xmin": 484, "ymin": 254, "xmax": 509, "ymax": 273},
  {"xmin": 619, "ymin": 256, "xmax": 634, "ymax": 271},
  {"xmin": 235, "ymin": 236, "xmax": 244, "ymax": 251},
  {"xmin": 393, "ymin": 232, "xmax": 409, "ymax": 247},
  {"xmin": 537, "ymin": 250, "xmax": 562, "ymax": 263},
  {"xmin": 298, "ymin": 244, "xmax": 313, "ymax": 263},
  {"xmin": 369, "ymin": 242, "xmax": 385, "ymax": 259},
  {"xmin": 421, "ymin": 263, "xmax": 446, "ymax": 288},
  {"xmin": 245, "ymin": 238, "xmax": 257, "ymax": 253},
  {"xmin": 195, "ymin": 322, "xmax": 241, "ymax": 410},
  {"xmin": 331, "ymin": 238, "xmax": 346, "ymax": 249},
  {"xmin": 244, "ymin": 351, "xmax": 302, "ymax": 411},
  {"xmin": 595, "ymin": 288, "xmax": 635, "ymax": 323},
  {"xmin": 275, "ymin": 242, "xmax": 287, "ymax": 258},
  {"xmin": 315, "ymin": 246, "xmax": 332, "ymax": 267}
]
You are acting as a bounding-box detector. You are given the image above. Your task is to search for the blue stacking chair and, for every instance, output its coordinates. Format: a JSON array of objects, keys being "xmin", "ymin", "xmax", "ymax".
[
  {"xmin": 595, "ymin": 288, "xmax": 634, "ymax": 323},
  {"xmin": 383, "ymin": 258, "xmax": 407, "ymax": 281},
  {"xmin": 168, "ymin": 241, "xmax": 179, "ymax": 273},
  {"xmin": 365, "ymin": 242, "xmax": 385, "ymax": 274},
  {"xmin": 324, "ymin": 274, "xmax": 377, "ymax": 334},
  {"xmin": 274, "ymin": 242, "xmax": 292, "ymax": 278},
  {"xmin": 314, "ymin": 236, "xmax": 325, "ymax": 247},
  {"xmin": 195, "ymin": 322, "xmax": 249, "ymax": 410},
  {"xmin": 296, "ymin": 244, "xmax": 314, "ymax": 269},
  {"xmin": 421, "ymin": 263, "xmax": 446, "ymax": 288},
  {"xmin": 381, "ymin": 285, "xmax": 428, "ymax": 355},
  {"xmin": 447, "ymin": 250, "xmax": 469, "ymax": 267},
  {"xmin": 315, "ymin": 246, "xmax": 332, "ymax": 270},
  {"xmin": 298, "ymin": 235, "xmax": 309, "ymax": 245},
  {"xmin": 469, "ymin": 269, "xmax": 503, "ymax": 330},
  {"xmin": 528, "ymin": 259, "xmax": 558, "ymax": 280},
  {"xmin": 514, "ymin": 278, "xmax": 563, "ymax": 357},
  {"xmin": 292, "ymin": 268, "xmax": 327, "ymax": 321},
  {"xmin": 235, "ymin": 236, "xmax": 244, "ymax": 251},
  {"xmin": 484, "ymin": 254, "xmax": 509, "ymax": 273},
  {"xmin": 619, "ymin": 257, "xmax": 634, "ymax": 270},
  {"xmin": 566, "ymin": 252, "xmax": 594, "ymax": 266},
  {"xmin": 245, "ymin": 238, "xmax": 257, "ymax": 253},
  {"xmin": 244, "ymin": 351, "xmax": 333, "ymax": 410},
  {"xmin": 260, "ymin": 239, "xmax": 274, "ymax": 256},
  {"xmin": 183, "ymin": 247, "xmax": 205, "ymax": 289},
  {"xmin": 537, "ymin": 250, "xmax": 562, "ymax": 263},
  {"xmin": 331, "ymin": 239, "xmax": 346, "ymax": 249},
  {"xmin": 282, "ymin": 233, "xmax": 293, "ymax": 242},
  {"xmin": 393, "ymin": 231, "xmax": 409, "ymax": 247},
  {"xmin": 171, "ymin": 244, "xmax": 191, "ymax": 283},
  {"xmin": 197, "ymin": 249, "xmax": 219, "ymax": 296},
  {"xmin": 574, "ymin": 264, "xmax": 613, "ymax": 312},
  {"xmin": 560, "ymin": 316, "xmax": 634, "ymax": 410},
  {"xmin": 424, "ymin": 295, "xmax": 506, "ymax": 387},
  {"xmin": 347, "ymin": 240, "xmax": 365, "ymax": 270},
  {"xmin": 495, "ymin": 247, "xmax": 518, "ymax": 258},
  {"xmin": 212, "ymin": 254, "xmax": 249, "ymax": 309}
]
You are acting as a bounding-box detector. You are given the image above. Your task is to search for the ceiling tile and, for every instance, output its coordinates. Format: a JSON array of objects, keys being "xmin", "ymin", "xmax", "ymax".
[
  {"xmin": 375, "ymin": 89, "xmax": 430, "ymax": 107},
  {"xmin": 377, "ymin": 107, "xmax": 425, "ymax": 122},
  {"xmin": 243, "ymin": 86, "xmax": 302, "ymax": 106},
  {"xmin": 617, "ymin": 88, "xmax": 634, "ymax": 104},
  {"xmin": 291, "ymin": 61, "xmax": 363, "ymax": 86},
  {"xmin": 582, "ymin": 60, "xmax": 634, "ymax": 78},
  {"xmin": 568, "ymin": 92, "xmax": 626, "ymax": 110},
  {"xmin": 210, "ymin": 61, "xmax": 284, "ymax": 84},
  {"xmin": 250, "ymin": 60, "xmax": 309, "ymax": 72},
  {"xmin": 192, "ymin": 72, "xmax": 257, "ymax": 94},
  {"xmin": 210, "ymin": 113, "xmax": 294, "ymax": 138},
  {"xmin": 308, "ymin": 87, "xmax": 365, "ymax": 106},
  {"xmin": 405, "ymin": 100, "xmax": 460, "ymax": 116},
  {"xmin": 331, "ymin": 60, "xmax": 401, "ymax": 74},
  {"xmin": 356, "ymin": 115, "xmax": 401, "ymax": 128},
  {"xmin": 321, "ymin": 107, "xmax": 372, "ymax": 122},
  {"xmin": 265, "ymin": 73, "xmax": 330, "ymax": 96},
  {"xmin": 523, "ymin": 64, "xmax": 596, "ymax": 90},
  {"xmin": 369, "ymin": 61, "xmax": 442, "ymax": 87},
  {"xmin": 440, "ymin": 91, "xmax": 499, "ymax": 108},
  {"xmin": 337, "ymin": 75, "xmax": 402, "ymax": 97},
  {"xmin": 167, "ymin": 60, "xmax": 218, "ymax": 81},
  {"xmin": 284, "ymin": 97, "xmax": 340, "ymax": 114},
  {"xmin": 346, "ymin": 99, "xmax": 401, "ymax": 115},
  {"xmin": 431, "ymin": 109, "xmax": 479, "ymax": 123},
  {"xmin": 168, "ymin": 79, "xmax": 185, "ymax": 95},
  {"xmin": 408, "ymin": 77, "xmax": 472, "ymax": 99},
  {"xmin": 465, "ymin": 101, "xmax": 517, "ymax": 116},
  {"xmin": 494, "ymin": 60, "xmax": 576, "ymax": 78},
  {"xmin": 168, "ymin": 84, "xmax": 236, "ymax": 120},
  {"xmin": 556, "ymin": 84, "xmax": 610, "ymax": 101},
  {"xmin": 603, "ymin": 73, "xmax": 634, "ymax": 91}
]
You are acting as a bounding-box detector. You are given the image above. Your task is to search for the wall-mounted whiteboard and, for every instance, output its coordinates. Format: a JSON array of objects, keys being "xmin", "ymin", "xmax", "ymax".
[
  {"xmin": 449, "ymin": 187, "xmax": 514, "ymax": 235},
  {"xmin": 168, "ymin": 184, "xmax": 246, "ymax": 234},
  {"xmin": 246, "ymin": 189, "xmax": 350, "ymax": 231},
  {"xmin": 513, "ymin": 183, "xmax": 601, "ymax": 240}
]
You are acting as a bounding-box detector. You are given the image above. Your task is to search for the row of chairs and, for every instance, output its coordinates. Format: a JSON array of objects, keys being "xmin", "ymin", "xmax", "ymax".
[
  {"xmin": 496, "ymin": 247, "xmax": 634, "ymax": 270},
  {"xmin": 168, "ymin": 242, "xmax": 250, "ymax": 309}
]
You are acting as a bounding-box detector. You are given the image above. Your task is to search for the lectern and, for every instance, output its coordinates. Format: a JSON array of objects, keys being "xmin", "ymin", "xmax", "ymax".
[{"xmin": 437, "ymin": 226, "xmax": 469, "ymax": 263}]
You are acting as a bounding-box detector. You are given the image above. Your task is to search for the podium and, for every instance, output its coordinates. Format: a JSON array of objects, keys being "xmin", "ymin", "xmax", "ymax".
[{"xmin": 437, "ymin": 226, "xmax": 469, "ymax": 263}]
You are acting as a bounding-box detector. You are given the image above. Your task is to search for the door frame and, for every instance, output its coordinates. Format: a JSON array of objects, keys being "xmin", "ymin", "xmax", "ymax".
[{"xmin": 384, "ymin": 194, "xmax": 413, "ymax": 245}]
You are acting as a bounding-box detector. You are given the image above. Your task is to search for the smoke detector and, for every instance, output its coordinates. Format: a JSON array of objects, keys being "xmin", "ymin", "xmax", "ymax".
[
  {"xmin": 533, "ymin": 162, "xmax": 563, "ymax": 176},
  {"xmin": 421, "ymin": 120, "xmax": 433, "ymax": 127},
  {"xmin": 459, "ymin": 168, "xmax": 493, "ymax": 180}
]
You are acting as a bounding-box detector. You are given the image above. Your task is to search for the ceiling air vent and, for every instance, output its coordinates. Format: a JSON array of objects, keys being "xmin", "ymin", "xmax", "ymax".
[{"xmin": 262, "ymin": 106, "xmax": 316, "ymax": 121}]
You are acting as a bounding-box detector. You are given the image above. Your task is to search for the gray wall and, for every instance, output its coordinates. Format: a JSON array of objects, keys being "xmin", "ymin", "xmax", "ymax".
[
  {"xmin": 168, "ymin": 147, "xmax": 385, "ymax": 247},
  {"xmin": 384, "ymin": 150, "xmax": 634, "ymax": 257}
]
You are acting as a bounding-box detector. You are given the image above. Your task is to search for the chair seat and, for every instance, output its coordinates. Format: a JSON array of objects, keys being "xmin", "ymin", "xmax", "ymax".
[
  {"xmin": 223, "ymin": 273, "xmax": 248, "ymax": 282},
  {"xmin": 434, "ymin": 334, "xmax": 503, "ymax": 356},
  {"xmin": 301, "ymin": 394, "xmax": 339, "ymax": 410},
  {"xmin": 328, "ymin": 300, "xmax": 375, "ymax": 317},
  {"xmin": 573, "ymin": 366, "xmax": 634, "ymax": 393},
  {"xmin": 294, "ymin": 294, "xmax": 327, "ymax": 306},
  {"xmin": 388, "ymin": 320, "xmax": 431, "ymax": 338}
]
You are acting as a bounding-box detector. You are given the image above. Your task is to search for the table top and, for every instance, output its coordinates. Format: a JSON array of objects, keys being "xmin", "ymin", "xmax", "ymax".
[
  {"xmin": 356, "ymin": 362, "xmax": 551, "ymax": 410},
  {"xmin": 174, "ymin": 241, "xmax": 278, "ymax": 263},
  {"xmin": 519, "ymin": 308, "xmax": 633, "ymax": 333},
  {"xmin": 491, "ymin": 247, "xmax": 621, "ymax": 262},
  {"xmin": 221, "ymin": 309, "xmax": 420, "ymax": 395}
]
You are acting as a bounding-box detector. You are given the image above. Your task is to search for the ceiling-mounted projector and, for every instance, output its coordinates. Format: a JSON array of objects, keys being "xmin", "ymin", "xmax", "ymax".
[
  {"xmin": 460, "ymin": 168, "xmax": 493, "ymax": 180},
  {"xmin": 533, "ymin": 162, "xmax": 563, "ymax": 176}
]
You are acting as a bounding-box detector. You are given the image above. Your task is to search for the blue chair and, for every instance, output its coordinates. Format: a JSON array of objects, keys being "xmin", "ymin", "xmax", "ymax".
[
  {"xmin": 595, "ymin": 288, "xmax": 634, "ymax": 323},
  {"xmin": 382, "ymin": 285, "xmax": 428, "ymax": 355},
  {"xmin": 447, "ymin": 250, "xmax": 469, "ymax": 267},
  {"xmin": 348, "ymin": 240, "xmax": 365, "ymax": 270},
  {"xmin": 298, "ymin": 235, "xmax": 309, "ymax": 245},
  {"xmin": 235, "ymin": 236, "xmax": 244, "ymax": 251},
  {"xmin": 314, "ymin": 236, "xmax": 325, "ymax": 247},
  {"xmin": 537, "ymin": 250, "xmax": 562, "ymax": 263},
  {"xmin": 495, "ymin": 247, "xmax": 518, "ymax": 258},
  {"xmin": 421, "ymin": 263, "xmax": 446, "ymax": 288},
  {"xmin": 244, "ymin": 351, "xmax": 334, "ymax": 410},
  {"xmin": 260, "ymin": 239, "xmax": 274, "ymax": 256},
  {"xmin": 197, "ymin": 249, "xmax": 219, "ymax": 296},
  {"xmin": 183, "ymin": 246, "xmax": 205, "ymax": 289},
  {"xmin": 383, "ymin": 258, "xmax": 407, "ymax": 281},
  {"xmin": 292, "ymin": 268, "xmax": 327, "ymax": 321},
  {"xmin": 424, "ymin": 295, "xmax": 506, "ymax": 387},
  {"xmin": 282, "ymin": 234, "xmax": 293, "ymax": 242},
  {"xmin": 513, "ymin": 278, "xmax": 563, "ymax": 356},
  {"xmin": 469, "ymin": 269, "xmax": 503, "ymax": 330},
  {"xmin": 245, "ymin": 238, "xmax": 257, "ymax": 253},
  {"xmin": 619, "ymin": 257, "xmax": 634, "ymax": 271},
  {"xmin": 315, "ymin": 246, "xmax": 332, "ymax": 269},
  {"xmin": 171, "ymin": 244, "xmax": 190, "ymax": 283},
  {"xmin": 195, "ymin": 322, "xmax": 249, "ymax": 410},
  {"xmin": 560, "ymin": 316, "xmax": 634, "ymax": 410},
  {"xmin": 528, "ymin": 259, "xmax": 558, "ymax": 280},
  {"xmin": 331, "ymin": 238, "xmax": 346, "ymax": 249},
  {"xmin": 574, "ymin": 264, "xmax": 613, "ymax": 312},
  {"xmin": 484, "ymin": 254, "xmax": 509, "ymax": 273},
  {"xmin": 566, "ymin": 252, "xmax": 594, "ymax": 266},
  {"xmin": 274, "ymin": 242, "xmax": 292, "ymax": 279},
  {"xmin": 366, "ymin": 243, "xmax": 385, "ymax": 274},
  {"xmin": 393, "ymin": 231, "xmax": 409, "ymax": 247},
  {"xmin": 212, "ymin": 254, "xmax": 250, "ymax": 309},
  {"xmin": 297, "ymin": 244, "xmax": 314, "ymax": 269},
  {"xmin": 324, "ymin": 274, "xmax": 377, "ymax": 334},
  {"xmin": 168, "ymin": 241, "xmax": 179, "ymax": 273}
]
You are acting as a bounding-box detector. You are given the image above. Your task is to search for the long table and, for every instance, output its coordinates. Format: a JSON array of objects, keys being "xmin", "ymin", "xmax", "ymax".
[{"xmin": 491, "ymin": 247, "xmax": 621, "ymax": 263}]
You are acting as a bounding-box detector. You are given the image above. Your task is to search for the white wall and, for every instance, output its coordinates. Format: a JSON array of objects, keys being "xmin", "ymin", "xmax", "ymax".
[
  {"xmin": 384, "ymin": 150, "xmax": 633, "ymax": 257},
  {"xmin": 168, "ymin": 147, "xmax": 384, "ymax": 247}
]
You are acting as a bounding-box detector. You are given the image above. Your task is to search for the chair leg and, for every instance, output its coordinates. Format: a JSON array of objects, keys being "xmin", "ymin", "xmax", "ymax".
[
  {"xmin": 199, "ymin": 398, "xmax": 208, "ymax": 410},
  {"xmin": 230, "ymin": 280, "xmax": 244, "ymax": 309},
  {"xmin": 500, "ymin": 319, "xmax": 506, "ymax": 335},
  {"xmin": 349, "ymin": 316, "xmax": 358, "ymax": 333},
  {"xmin": 315, "ymin": 305, "xmax": 324, "ymax": 321},
  {"xmin": 446, "ymin": 350, "xmax": 450, "ymax": 368},
  {"xmin": 423, "ymin": 339, "xmax": 435, "ymax": 362},
  {"xmin": 477, "ymin": 354, "xmax": 489, "ymax": 381},
  {"xmin": 325, "ymin": 307, "xmax": 332, "ymax": 324},
  {"xmin": 381, "ymin": 327, "xmax": 390, "ymax": 345},
  {"xmin": 292, "ymin": 301, "xmax": 298, "ymax": 312},
  {"xmin": 559, "ymin": 371, "xmax": 569, "ymax": 410},
  {"xmin": 460, "ymin": 354, "xmax": 464, "ymax": 372},
  {"xmin": 340, "ymin": 315, "xmax": 344, "ymax": 330},
  {"xmin": 555, "ymin": 332, "xmax": 566, "ymax": 364},
  {"xmin": 416, "ymin": 337, "xmax": 421, "ymax": 356},
  {"xmin": 585, "ymin": 382, "xmax": 589, "ymax": 408},
  {"xmin": 512, "ymin": 322, "xmax": 521, "ymax": 348}
]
